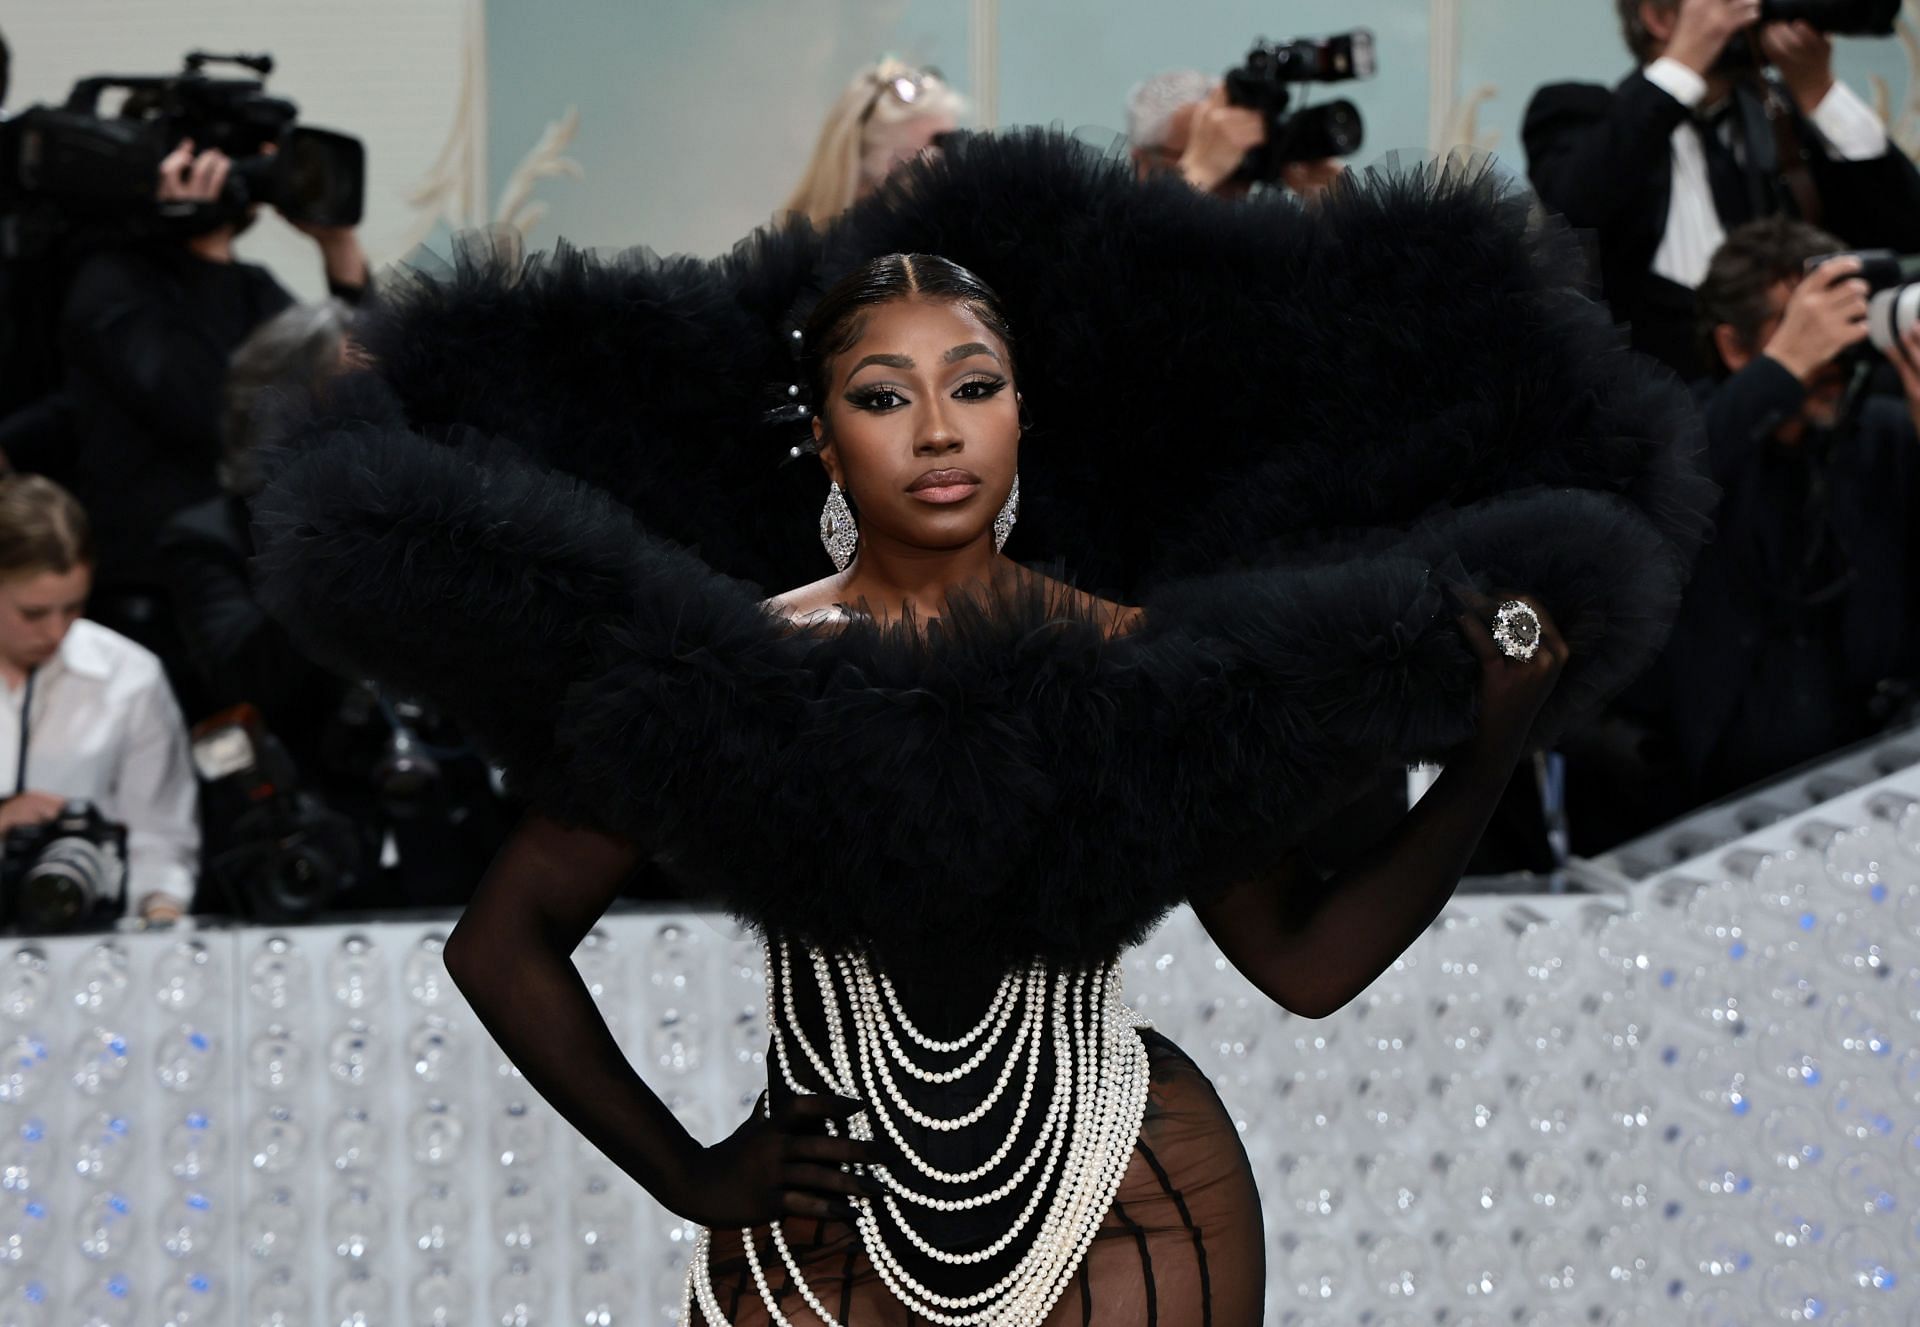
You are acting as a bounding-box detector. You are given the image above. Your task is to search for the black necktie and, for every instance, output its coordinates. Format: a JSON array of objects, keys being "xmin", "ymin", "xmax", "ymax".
[{"xmin": 1697, "ymin": 103, "xmax": 1756, "ymax": 228}]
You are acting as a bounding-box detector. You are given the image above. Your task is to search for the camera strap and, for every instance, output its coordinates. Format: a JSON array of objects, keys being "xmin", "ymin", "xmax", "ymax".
[
  {"xmin": 11, "ymin": 668, "xmax": 32, "ymax": 798},
  {"xmin": 1757, "ymin": 78, "xmax": 1825, "ymax": 227}
]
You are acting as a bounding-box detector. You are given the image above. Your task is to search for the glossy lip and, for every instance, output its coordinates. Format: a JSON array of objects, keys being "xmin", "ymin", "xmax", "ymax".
[{"xmin": 906, "ymin": 467, "xmax": 981, "ymax": 493}]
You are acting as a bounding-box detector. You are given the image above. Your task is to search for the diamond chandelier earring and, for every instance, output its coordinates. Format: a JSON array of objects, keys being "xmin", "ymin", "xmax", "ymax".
[
  {"xmin": 822, "ymin": 474, "xmax": 1018, "ymax": 569},
  {"xmin": 820, "ymin": 482, "xmax": 858, "ymax": 570},
  {"xmin": 993, "ymin": 474, "xmax": 1020, "ymax": 553}
]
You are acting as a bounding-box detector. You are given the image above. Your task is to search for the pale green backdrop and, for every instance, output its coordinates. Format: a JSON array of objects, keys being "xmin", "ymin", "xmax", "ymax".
[{"xmin": 485, "ymin": 0, "xmax": 1920, "ymax": 257}]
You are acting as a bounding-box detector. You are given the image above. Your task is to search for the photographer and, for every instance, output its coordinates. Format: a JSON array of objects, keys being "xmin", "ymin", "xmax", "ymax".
[
  {"xmin": 157, "ymin": 299, "xmax": 356, "ymax": 755},
  {"xmin": 1660, "ymin": 216, "xmax": 1920, "ymax": 801},
  {"xmin": 0, "ymin": 475, "xmax": 197, "ymax": 922},
  {"xmin": 1523, "ymin": 0, "xmax": 1920, "ymax": 379},
  {"xmin": 158, "ymin": 302, "xmax": 512, "ymax": 914},
  {"xmin": 56, "ymin": 137, "xmax": 369, "ymax": 670},
  {"xmin": 1126, "ymin": 69, "xmax": 1347, "ymax": 201}
]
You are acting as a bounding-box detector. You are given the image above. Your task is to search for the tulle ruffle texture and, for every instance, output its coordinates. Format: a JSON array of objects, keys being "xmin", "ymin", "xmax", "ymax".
[{"xmin": 252, "ymin": 130, "xmax": 1712, "ymax": 968}]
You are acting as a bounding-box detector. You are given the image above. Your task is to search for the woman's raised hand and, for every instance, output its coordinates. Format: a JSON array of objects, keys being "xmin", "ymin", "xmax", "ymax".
[{"xmin": 1449, "ymin": 586, "xmax": 1569, "ymax": 759}]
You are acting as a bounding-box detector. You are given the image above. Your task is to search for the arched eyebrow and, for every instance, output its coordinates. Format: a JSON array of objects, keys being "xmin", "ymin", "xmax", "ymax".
[
  {"xmin": 846, "ymin": 352, "xmax": 913, "ymax": 379},
  {"xmin": 943, "ymin": 342, "xmax": 999, "ymax": 364},
  {"xmin": 843, "ymin": 343, "xmax": 1001, "ymax": 387}
]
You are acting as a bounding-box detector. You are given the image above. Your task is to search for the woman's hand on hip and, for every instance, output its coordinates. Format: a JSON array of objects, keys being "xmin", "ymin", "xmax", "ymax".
[{"xmin": 662, "ymin": 1092, "xmax": 886, "ymax": 1228}]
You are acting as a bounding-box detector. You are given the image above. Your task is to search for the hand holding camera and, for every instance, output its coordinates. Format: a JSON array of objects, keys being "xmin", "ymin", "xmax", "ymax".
[
  {"xmin": 156, "ymin": 135, "xmax": 367, "ymax": 283},
  {"xmin": 1666, "ymin": 0, "xmax": 1895, "ymax": 81},
  {"xmin": 1668, "ymin": 0, "xmax": 1765, "ymax": 77},
  {"xmin": 0, "ymin": 790, "xmax": 69, "ymax": 834},
  {"xmin": 1764, "ymin": 254, "xmax": 1870, "ymax": 382},
  {"xmin": 1759, "ymin": 20, "xmax": 1836, "ymax": 109},
  {"xmin": 156, "ymin": 138, "xmax": 231, "ymax": 206},
  {"xmin": 1179, "ymin": 86, "xmax": 1268, "ymax": 194}
]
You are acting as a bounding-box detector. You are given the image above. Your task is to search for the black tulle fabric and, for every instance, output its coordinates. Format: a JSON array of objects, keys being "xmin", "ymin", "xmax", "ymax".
[{"xmin": 251, "ymin": 130, "xmax": 1712, "ymax": 972}]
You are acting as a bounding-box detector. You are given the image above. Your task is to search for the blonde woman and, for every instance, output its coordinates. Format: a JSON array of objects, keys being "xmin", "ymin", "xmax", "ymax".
[
  {"xmin": 784, "ymin": 60, "xmax": 965, "ymax": 228},
  {"xmin": 0, "ymin": 476, "xmax": 198, "ymax": 923}
]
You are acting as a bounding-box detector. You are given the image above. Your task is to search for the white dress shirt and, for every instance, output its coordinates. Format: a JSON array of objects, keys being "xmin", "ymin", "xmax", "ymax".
[
  {"xmin": 1645, "ymin": 56, "xmax": 1890, "ymax": 289},
  {"xmin": 0, "ymin": 619, "xmax": 199, "ymax": 915}
]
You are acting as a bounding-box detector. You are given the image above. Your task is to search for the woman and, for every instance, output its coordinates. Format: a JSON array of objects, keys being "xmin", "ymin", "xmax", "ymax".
[
  {"xmin": 0, "ymin": 475, "xmax": 199, "ymax": 923},
  {"xmin": 785, "ymin": 60, "xmax": 965, "ymax": 229},
  {"xmin": 252, "ymin": 130, "xmax": 1707, "ymax": 1324}
]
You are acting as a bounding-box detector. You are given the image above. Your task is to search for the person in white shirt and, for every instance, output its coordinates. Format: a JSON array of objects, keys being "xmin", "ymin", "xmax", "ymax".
[
  {"xmin": 0, "ymin": 476, "xmax": 198, "ymax": 922},
  {"xmin": 1522, "ymin": 0, "xmax": 1920, "ymax": 378}
]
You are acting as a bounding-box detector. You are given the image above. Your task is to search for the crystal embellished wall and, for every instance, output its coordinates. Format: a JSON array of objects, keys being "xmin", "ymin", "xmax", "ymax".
[{"xmin": 1, "ymin": 768, "xmax": 1917, "ymax": 1326}]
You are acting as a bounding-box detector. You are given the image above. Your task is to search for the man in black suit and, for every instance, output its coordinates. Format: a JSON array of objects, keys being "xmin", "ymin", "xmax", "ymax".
[
  {"xmin": 1523, "ymin": 0, "xmax": 1920, "ymax": 379},
  {"xmin": 1656, "ymin": 217, "xmax": 1920, "ymax": 798}
]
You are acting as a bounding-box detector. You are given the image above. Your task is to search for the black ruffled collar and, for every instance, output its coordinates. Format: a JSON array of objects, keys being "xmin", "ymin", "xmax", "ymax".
[{"xmin": 253, "ymin": 130, "xmax": 1710, "ymax": 970}]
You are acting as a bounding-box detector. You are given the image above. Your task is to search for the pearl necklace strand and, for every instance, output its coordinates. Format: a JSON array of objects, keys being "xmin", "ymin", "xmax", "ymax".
[{"xmin": 685, "ymin": 942, "xmax": 1151, "ymax": 1326}]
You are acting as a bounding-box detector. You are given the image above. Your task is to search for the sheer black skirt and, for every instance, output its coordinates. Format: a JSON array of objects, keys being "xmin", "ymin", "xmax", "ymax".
[{"xmin": 699, "ymin": 1028, "xmax": 1265, "ymax": 1326}]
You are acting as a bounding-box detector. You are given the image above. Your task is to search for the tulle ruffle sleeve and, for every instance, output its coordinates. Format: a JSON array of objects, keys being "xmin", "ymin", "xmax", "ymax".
[{"xmin": 251, "ymin": 130, "xmax": 1711, "ymax": 968}]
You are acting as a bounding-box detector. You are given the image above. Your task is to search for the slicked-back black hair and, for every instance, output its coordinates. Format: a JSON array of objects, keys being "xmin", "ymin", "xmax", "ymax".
[{"xmin": 800, "ymin": 253, "xmax": 1017, "ymax": 410}]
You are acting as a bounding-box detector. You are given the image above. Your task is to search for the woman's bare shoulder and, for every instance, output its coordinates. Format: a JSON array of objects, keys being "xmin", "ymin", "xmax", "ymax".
[
  {"xmin": 1022, "ymin": 569, "xmax": 1143, "ymax": 640},
  {"xmin": 761, "ymin": 575, "xmax": 853, "ymax": 628}
]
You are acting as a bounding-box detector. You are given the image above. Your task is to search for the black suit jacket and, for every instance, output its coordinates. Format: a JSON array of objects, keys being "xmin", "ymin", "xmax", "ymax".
[
  {"xmin": 1524, "ymin": 70, "xmax": 1920, "ymax": 377},
  {"xmin": 1660, "ymin": 361, "xmax": 1920, "ymax": 798},
  {"xmin": 58, "ymin": 248, "xmax": 295, "ymax": 592}
]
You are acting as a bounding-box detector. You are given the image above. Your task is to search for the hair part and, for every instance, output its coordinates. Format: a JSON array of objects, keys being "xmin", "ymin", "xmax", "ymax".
[
  {"xmin": 1616, "ymin": 0, "xmax": 1677, "ymax": 63},
  {"xmin": 783, "ymin": 60, "xmax": 966, "ymax": 230},
  {"xmin": 1696, "ymin": 215, "xmax": 1847, "ymax": 369},
  {"xmin": 800, "ymin": 253, "xmax": 1017, "ymax": 423},
  {"xmin": 0, "ymin": 475, "xmax": 94, "ymax": 580}
]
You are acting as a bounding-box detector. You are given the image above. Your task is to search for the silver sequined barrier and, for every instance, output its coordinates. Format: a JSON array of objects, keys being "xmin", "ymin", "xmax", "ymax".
[{"xmin": 1, "ymin": 764, "xmax": 1917, "ymax": 1326}]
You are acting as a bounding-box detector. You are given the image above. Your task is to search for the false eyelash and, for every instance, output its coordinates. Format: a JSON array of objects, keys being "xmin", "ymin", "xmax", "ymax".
[
  {"xmin": 848, "ymin": 377, "xmax": 1007, "ymax": 410},
  {"xmin": 847, "ymin": 387, "xmax": 907, "ymax": 410}
]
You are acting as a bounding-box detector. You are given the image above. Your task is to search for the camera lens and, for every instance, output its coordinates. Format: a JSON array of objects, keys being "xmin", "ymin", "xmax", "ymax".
[
  {"xmin": 264, "ymin": 843, "xmax": 340, "ymax": 918},
  {"xmin": 1867, "ymin": 281, "xmax": 1920, "ymax": 360},
  {"xmin": 22, "ymin": 838, "xmax": 116, "ymax": 928}
]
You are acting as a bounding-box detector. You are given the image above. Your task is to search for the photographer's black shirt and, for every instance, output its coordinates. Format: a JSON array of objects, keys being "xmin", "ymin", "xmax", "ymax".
[
  {"xmin": 58, "ymin": 245, "xmax": 293, "ymax": 592},
  {"xmin": 1661, "ymin": 359, "xmax": 1920, "ymax": 797}
]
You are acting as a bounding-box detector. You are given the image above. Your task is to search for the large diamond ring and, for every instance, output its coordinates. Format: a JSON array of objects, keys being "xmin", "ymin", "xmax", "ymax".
[{"xmin": 1492, "ymin": 599, "xmax": 1543, "ymax": 661}]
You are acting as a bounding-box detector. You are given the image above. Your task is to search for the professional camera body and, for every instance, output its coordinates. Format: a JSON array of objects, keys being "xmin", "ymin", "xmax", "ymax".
[
  {"xmin": 1223, "ymin": 29, "xmax": 1375, "ymax": 186},
  {"xmin": 0, "ymin": 50, "xmax": 364, "ymax": 245},
  {"xmin": 193, "ymin": 706, "xmax": 363, "ymax": 922},
  {"xmin": 0, "ymin": 800, "xmax": 128, "ymax": 933}
]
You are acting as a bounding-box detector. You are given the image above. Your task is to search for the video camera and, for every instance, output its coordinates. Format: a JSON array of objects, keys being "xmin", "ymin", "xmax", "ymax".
[
  {"xmin": 1223, "ymin": 29, "xmax": 1375, "ymax": 187},
  {"xmin": 0, "ymin": 50, "xmax": 364, "ymax": 256},
  {"xmin": 0, "ymin": 800, "xmax": 128, "ymax": 933}
]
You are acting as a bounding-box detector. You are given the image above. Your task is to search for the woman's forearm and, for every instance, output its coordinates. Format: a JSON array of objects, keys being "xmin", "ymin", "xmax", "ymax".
[
  {"xmin": 1201, "ymin": 733, "xmax": 1528, "ymax": 1017},
  {"xmin": 1281, "ymin": 735, "xmax": 1525, "ymax": 1011},
  {"xmin": 451, "ymin": 941, "xmax": 699, "ymax": 1201}
]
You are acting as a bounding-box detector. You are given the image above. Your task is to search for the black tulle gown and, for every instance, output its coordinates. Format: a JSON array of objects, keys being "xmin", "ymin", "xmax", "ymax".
[{"xmin": 248, "ymin": 130, "xmax": 1711, "ymax": 1325}]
